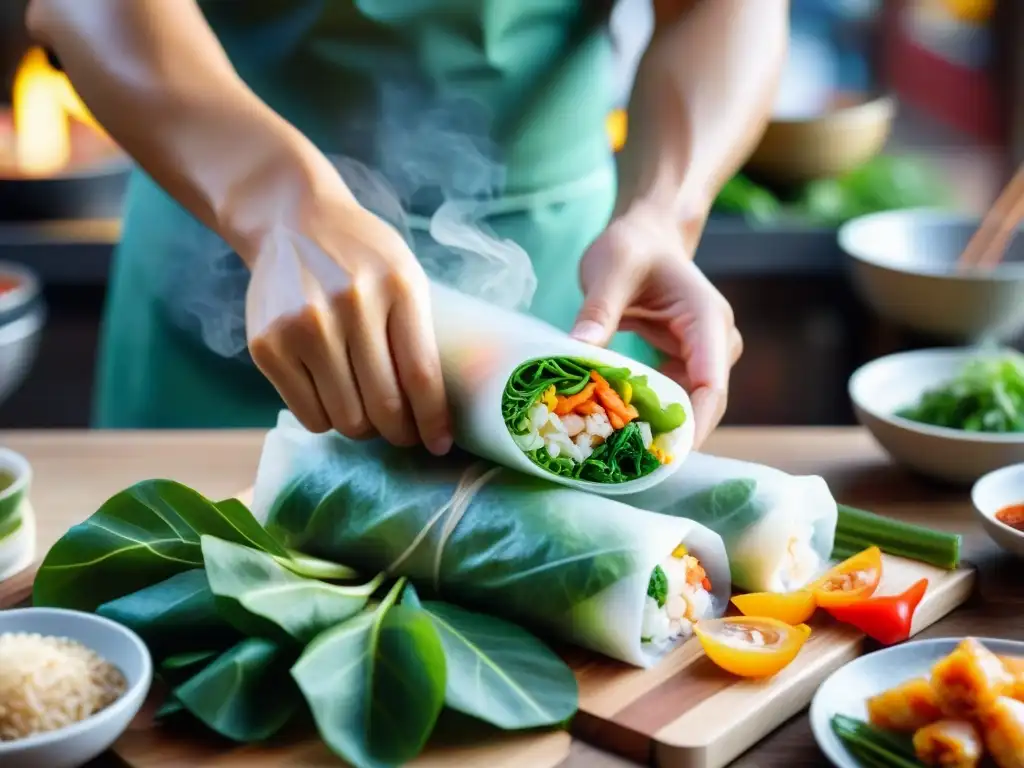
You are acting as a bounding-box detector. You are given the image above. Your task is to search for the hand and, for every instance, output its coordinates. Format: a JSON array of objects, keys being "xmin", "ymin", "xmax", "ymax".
[
  {"xmin": 244, "ymin": 186, "xmax": 452, "ymax": 455},
  {"xmin": 570, "ymin": 207, "xmax": 742, "ymax": 447}
]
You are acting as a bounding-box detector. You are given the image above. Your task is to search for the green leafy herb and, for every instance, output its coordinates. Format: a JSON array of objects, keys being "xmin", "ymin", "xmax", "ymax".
[
  {"xmin": 712, "ymin": 174, "xmax": 782, "ymax": 224},
  {"xmin": 647, "ymin": 566, "xmax": 668, "ymax": 608},
  {"xmin": 96, "ymin": 569, "xmax": 239, "ymax": 658},
  {"xmin": 502, "ymin": 357, "xmax": 593, "ymax": 432},
  {"xmin": 201, "ymin": 535, "xmax": 383, "ymax": 643},
  {"xmin": 33, "ymin": 480, "xmax": 286, "ymax": 611},
  {"xmin": 896, "ymin": 353, "xmax": 1024, "ymax": 433},
  {"xmin": 292, "ymin": 580, "xmax": 447, "ymax": 768},
  {"xmin": 174, "ymin": 637, "xmax": 301, "ymax": 742},
  {"xmin": 529, "ymin": 420, "xmax": 661, "ymax": 484},
  {"xmin": 831, "ymin": 714, "xmax": 925, "ymax": 768},
  {"xmin": 403, "ymin": 585, "xmax": 577, "ymax": 730}
]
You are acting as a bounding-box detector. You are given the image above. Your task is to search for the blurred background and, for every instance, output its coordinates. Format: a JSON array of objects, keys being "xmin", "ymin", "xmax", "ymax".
[{"xmin": 0, "ymin": 0, "xmax": 1020, "ymax": 429}]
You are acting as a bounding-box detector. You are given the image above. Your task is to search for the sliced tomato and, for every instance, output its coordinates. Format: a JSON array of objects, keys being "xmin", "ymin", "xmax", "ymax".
[
  {"xmin": 825, "ymin": 578, "xmax": 928, "ymax": 646},
  {"xmin": 810, "ymin": 546, "xmax": 883, "ymax": 608},
  {"xmin": 730, "ymin": 590, "xmax": 817, "ymax": 625},
  {"xmin": 694, "ymin": 617, "xmax": 812, "ymax": 679}
]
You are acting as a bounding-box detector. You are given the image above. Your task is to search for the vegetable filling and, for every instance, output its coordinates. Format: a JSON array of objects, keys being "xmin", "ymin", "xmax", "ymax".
[
  {"xmin": 503, "ymin": 358, "xmax": 686, "ymax": 484},
  {"xmin": 641, "ymin": 544, "xmax": 712, "ymax": 645}
]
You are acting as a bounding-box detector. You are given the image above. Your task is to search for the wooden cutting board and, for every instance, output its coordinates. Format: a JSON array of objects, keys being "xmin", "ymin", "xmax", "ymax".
[
  {"xmin": 0, "ymin": 564, "xmax": 571, "ymax": 768},
  {"xmin": 566, "ymin": 554, "xmax": 975, "ymax": 768}
]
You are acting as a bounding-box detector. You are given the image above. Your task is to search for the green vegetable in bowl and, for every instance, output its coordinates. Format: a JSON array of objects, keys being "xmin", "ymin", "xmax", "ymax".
[{"xmin": 896, "ymin": 353, "xmax": 1024, "ymax": 433}]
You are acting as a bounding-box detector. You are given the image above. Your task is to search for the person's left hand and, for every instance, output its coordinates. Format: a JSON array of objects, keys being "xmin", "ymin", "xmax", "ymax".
[{"xmin": 569, "ymin": 207, "xmax": 743, "ymax": 447}]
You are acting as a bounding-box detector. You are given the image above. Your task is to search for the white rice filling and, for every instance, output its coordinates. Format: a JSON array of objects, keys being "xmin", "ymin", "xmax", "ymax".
[
  {"xmin": 766, "ymin": 531, "xmax": 822, "ymax": 594},
  {"xmin": 515, "ymin": 401, "xmax": 660, "ymax": 465},
  {"xmin": 641, "ymin": 553, "xmax": 713, "ymax": 646}
]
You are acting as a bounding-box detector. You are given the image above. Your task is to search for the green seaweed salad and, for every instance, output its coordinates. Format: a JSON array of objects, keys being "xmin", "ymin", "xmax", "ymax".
[
  {"xmin": 897, "ymin": 352, "xmax": 1024, "ymax": 433},
  {"xmin": 502, "ymin": 356, "xmax": 687, "ymax": 484}
]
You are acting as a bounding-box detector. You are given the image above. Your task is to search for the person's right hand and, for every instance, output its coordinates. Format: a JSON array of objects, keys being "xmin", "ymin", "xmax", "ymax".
[{"xmin": 243, "ymin": 186, "xmax": 453, "ymax": 456}]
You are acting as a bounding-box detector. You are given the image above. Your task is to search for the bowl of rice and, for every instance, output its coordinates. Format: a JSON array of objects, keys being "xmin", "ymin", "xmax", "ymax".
[{"xmin": 0, "ymin": 608, "xmax": 152, "ymax": 768}]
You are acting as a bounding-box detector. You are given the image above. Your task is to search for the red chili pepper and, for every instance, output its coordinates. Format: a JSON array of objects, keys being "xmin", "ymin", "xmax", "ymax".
[{"xmin": 824, "ymin": 578, "xmax": 929, "ymax": 646}]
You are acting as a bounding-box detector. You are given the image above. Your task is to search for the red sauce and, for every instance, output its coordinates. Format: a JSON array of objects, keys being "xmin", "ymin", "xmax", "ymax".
[
  {"xmin": 995, "ymin": 503, "xmax": 1024, "ymax": 532},
  {"xmin": 0, "ymin": 276, "xmax": 20, "ymax": 296}
]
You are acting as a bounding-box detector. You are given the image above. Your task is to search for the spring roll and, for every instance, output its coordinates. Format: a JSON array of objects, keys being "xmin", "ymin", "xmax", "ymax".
[
  {"xmin": 979, "ymin": 696, "xmax": 1024, "ymax": 768},
  {"xmin": 431, "ymin": 282, "xmax": 695, "ymax": 495},
  {"xmin": 867, "ymin": 678, "xmax": 944, "ymax": 732},
  {"xmin": 620, "ymin": 452, "xmax": 837, "ymax": 593},
  {"xmin": 912, "ymin": 720, "xmax": 983, "ymax": 768},
  {"xmin": 250, "ymin": 411, "xmax": 730, "ymax": 667},
  {"xmin": 931, "ymin": 638, "xmax": 1015, "ymax": 719}
]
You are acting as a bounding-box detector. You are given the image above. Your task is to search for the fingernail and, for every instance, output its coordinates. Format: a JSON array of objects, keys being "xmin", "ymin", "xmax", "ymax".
[
  {"xmin": 429, "ymin": 434, "xmax": 453, "ymax": 456},
  {"xmin": 571, "ymin": 321, "xmax": 605, "ymax": 344}
]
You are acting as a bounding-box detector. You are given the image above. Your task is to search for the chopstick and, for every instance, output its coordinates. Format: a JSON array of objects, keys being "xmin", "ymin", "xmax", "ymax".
[
  {"xmin": 0, "ymin": 562, "xmax": 39, "ymax": 609},
  {"xmin": 957, "ymin": 163, "xmax": 1024, "ymax": 271}
]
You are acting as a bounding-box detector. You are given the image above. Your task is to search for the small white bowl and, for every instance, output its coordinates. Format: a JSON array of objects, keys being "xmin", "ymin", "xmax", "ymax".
[
  {"xmin": 0, "ymin": 608, "xmax": 152, "ymax": 768},
  {"xmin": 840, "ymin": 208, "xmax": 1024, "ymax": 342},
  {"xmin": 971, "ymin": 463, "xmax": 1024, "ymax": 558},
  {"xmin": 811, "ymin": 637, "xmax": 1024, "ymax": 767},
  {"xmin": 849, "ymin": 347, "xmax": 1024, "ymax": 484}
]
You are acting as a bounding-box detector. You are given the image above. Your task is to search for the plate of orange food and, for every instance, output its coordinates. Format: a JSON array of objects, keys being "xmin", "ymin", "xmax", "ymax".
[{"xmin": 810, "ymin": 636, "xmax": 1024, "ymax": 767}]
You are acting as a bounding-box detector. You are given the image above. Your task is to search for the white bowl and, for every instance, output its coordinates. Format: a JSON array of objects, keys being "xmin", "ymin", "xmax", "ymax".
[
  {"xmin": 971, "ymin": 463, "xmax": 1024, "ymax": 558},
  {"xmin": 840, "ymin": 208, "xmax": 1024, "ymax": 342},
  {"xmin": 810, "ymin": 637, "xmax": 1024, "ymax": 767},
  {"xmin": 849, "ymin": 347, "xmax": 1024, "ymax": 484},
  {"xmin": 0, "ymin": 608, "xmax": 152, "ymax": 768}
]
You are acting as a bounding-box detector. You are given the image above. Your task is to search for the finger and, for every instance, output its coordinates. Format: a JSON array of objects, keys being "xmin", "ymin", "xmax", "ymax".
[
  {"xmin": 571, "ymin": 263, "xmax": 635, "ymax": 347},
  {"xmin": 729, "ymin": 327, "xmax": 744, "ymax": 365},
  {"xmin": 250, "ymin": 335, "xmax": 332, "ymax": 433},
  {"xmin": 689, "ymin": 386, "xmax": 727, "ymax": 449},
  {"xmin": 339, "ymin": 275, "xmax": 419, "ymax": 447},
  {"xmin": 389, "ymin": 287, "xmax": 453, "ymax": 456},
  {"xmin": 300, "ymin": 315, "xmax": 375, "ymax": 440}
]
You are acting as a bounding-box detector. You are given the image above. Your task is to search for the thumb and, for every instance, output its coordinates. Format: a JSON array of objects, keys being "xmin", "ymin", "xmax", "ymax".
[{"xmin": 571, "ymin": 271, "xmax": 634, "ymax": 347}]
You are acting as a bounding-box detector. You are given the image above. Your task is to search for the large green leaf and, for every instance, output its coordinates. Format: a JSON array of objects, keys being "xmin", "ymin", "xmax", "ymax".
[
  {"xmin": 155, "ymin": 650, "xmax": 219, "ymax": 721},
  {"xmin": 403, "ymin": 586, "xmax": 576, "ymax": 729},
  {"xmin": 173, "ymin": 637, "xmax": 300, "ymax": 742},
  {"xmin": 291, "ymin": 580, "xmax": 446, "ymax": 768},
  {"xmin": 34, "ymin": 480, "xmax": 286, "ymax": 611},
  {"xmin": 201, "ymin": 536, "xmax": 384, "ymax": 643},
  {"xmin": 665, "ymin": 479, "xmax": 761, "ymax": 533},
  {"xmin": 96, "ymin": 569, "xmax": 239, "ymax": 658}
]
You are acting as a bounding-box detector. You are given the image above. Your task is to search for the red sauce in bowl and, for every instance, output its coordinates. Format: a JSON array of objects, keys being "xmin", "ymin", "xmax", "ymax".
[
  {"xmin": 0, "ymin": 275, "xmax": 21, "ymax": 296},
  {"xmin": 995, "ymin": 503, "xmax": 1024, "ymax": 532}
]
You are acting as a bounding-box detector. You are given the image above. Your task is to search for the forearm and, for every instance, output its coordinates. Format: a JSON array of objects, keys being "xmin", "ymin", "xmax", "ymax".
[
  {"xmin": 25, "ymin": 0, "xmax": 346, "ymax": 263},
  {"xmin": 614, "ymin": 0, "xmax": 789, "ymax": 239}
]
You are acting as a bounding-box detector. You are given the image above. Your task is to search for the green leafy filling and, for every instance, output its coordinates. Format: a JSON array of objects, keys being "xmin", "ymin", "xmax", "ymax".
[
  {"xmin": 502, "ymin": 356, "xmax": 686, "ymax": 484},
  {"xmin": 896, "ymin": 352, "xmax": 1024, "ymax": 433},
  {"xmin": 646, "ymin": 566, "xmax": 668, "ymax": 608}
]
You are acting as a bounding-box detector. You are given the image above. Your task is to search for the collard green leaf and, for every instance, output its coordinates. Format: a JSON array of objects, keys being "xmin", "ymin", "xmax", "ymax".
[
  {"xmin": 173, "ymin": 637, "xmax": 299, "ymax": 742},
  {"xmin": 96, "ymin": 570, "xmax": 238, "ymax": 658},
  {"xmin": 273, "ymin": 549, "xmax": 360, "ymax": 581},
  {"xmin": 34, "ymin": 480, "xmax": 285, "ymax": 611},
  {"xmin": 403, "ymin": 586, "xmax": 577, "ymax": 729},
  {"xmin": 201, "ymin": 536, "xmax": 383, "ymax": 643},
  {"xmin": 160, "ymin": 650, "xmax": 219, "ymax": 683},
  {"xmin": 291, "ymin": 580, "xmax": 446, "ymax": 768}
]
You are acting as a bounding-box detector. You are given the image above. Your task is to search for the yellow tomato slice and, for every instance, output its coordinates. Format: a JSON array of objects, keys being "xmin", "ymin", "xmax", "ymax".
[
  {"xmin": 730, "ymin": 590, "xmax": 817, "ymax": 625},
  {"xmin": 694, "ymin": 617, "xmax": 812, "ymax": 679},
  {"xmin": 810, "ymin": 546, "xmax": 883, "ymax": 608}
]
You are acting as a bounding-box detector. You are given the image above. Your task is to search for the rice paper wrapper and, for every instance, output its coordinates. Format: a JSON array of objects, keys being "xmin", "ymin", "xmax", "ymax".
[
  {"xmin": 621, "ymin": 452, "xmax": 838, "ymax": 593},
  {"xmin": 430, "ymin": 282, "xmax": 695, "ymax": 496},
  {"xmin": 251, "ymin": 411, "xmax": 729, "ymax": 668}
]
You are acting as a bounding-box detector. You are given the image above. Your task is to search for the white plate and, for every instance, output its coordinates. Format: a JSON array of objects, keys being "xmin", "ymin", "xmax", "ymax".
[{"xmin": 809, "ymin": 636, "xmax": 1024, "ymax": 767}]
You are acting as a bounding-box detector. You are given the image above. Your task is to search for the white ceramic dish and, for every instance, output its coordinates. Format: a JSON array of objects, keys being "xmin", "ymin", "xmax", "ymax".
[
  {"xmin": 840, "ymin": 208, "xmax": 1024, "ymax": 342},
  {"xmin": 971, "ymin": 463, "xmax": 1024, "ymax": 558},
  {"xmin": 811, "ymin": 636, "xmax": 1024, "ymax": 767},
  {"xmin": 0, "ymin": 447, "xmax": 36, "ymax": 581},
  {"xmin": 0, "ymin": 608, "xmax": 152, "ymax": 768},
  {"xmin": 849, "ymin": 347, "xmax": 1024, "ymax": 485}
]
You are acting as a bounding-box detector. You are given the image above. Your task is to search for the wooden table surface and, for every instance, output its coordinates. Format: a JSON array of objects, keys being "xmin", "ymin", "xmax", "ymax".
[{"xmin": 0, "ymin": 427, "xmax": 1019, "ymax": 768}]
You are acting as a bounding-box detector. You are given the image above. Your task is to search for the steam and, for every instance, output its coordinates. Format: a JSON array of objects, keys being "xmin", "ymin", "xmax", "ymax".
[{"xmin": 160, "ymin": 84, "xmax": 536, "ymax": 361}]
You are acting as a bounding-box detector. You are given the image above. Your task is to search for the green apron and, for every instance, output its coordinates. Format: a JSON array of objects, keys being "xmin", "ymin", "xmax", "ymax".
[{"xmin": 93, "ymin": 0, "xmax": 657, "ymax": 429}]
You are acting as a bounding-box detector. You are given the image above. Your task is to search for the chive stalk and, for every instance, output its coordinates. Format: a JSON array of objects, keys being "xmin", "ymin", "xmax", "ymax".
[
  {"xmin": 831, "ymin": 715, "xmax": 925, "ymax": 768},
  {"xmin": 833, "ymin": 504, "xmax": 961, "ymax": 570}
]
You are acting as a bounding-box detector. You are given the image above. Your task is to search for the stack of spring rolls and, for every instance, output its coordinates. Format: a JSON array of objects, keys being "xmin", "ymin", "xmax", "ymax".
[{"xmin": 250, "ymin": 284, "xmax": 839, "ymax": 668}]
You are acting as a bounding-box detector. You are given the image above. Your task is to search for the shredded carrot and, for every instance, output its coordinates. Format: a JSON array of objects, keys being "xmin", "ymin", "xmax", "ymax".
[
  {"xmin": 574, "ymin": 401, "xmax": 603, "ymax": 416},
  {"xmin": 591, "ymin": 371, "xmax": 639, "ymax": 423},
  {"xmin": 701, "ymin": 577, "xmax": 711, "ymax": 591},
  {"xmin": 608, "ymin": 411, "xmax": 625, "ymax": 430},
  {"xmin": 553, "ymin": 383, "xmax": 597, "ymax": 415}
]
